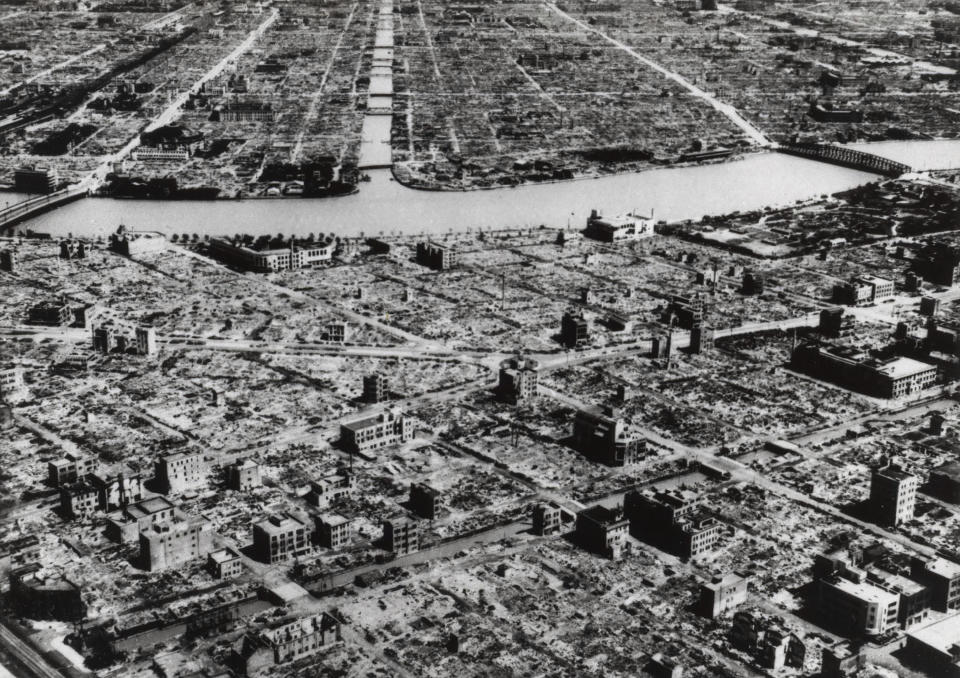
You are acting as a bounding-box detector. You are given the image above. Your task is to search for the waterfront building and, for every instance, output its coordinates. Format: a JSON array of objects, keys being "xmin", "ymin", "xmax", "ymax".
[
  {"xmin": 583, "ymin": 209, "xmax": 654, "ymax": 242},
  {"xmin": 415, "ymin": 241, "xmax": 458, "ymax": 270},
  {"xmin": 208, "ymin": 238, "xmax": 334, "ymax": 272}
]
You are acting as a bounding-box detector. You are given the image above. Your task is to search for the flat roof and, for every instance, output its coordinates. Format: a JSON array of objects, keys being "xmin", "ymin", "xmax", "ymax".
[
  {"xmin": 933, "ymin": 461, "xmax": 960, "ymax": 482},
  {"xmin": 829, "ymin": 577, "xmax": 899, "ymax": 606},
  {"xmin": 926, "ymin": 558, "xmax": 960, "ymax": 579},
  {"xmin": 209, "ymin": 547, "xmax": 240, "ymax": 564},
  {"xmin": 875, "ymin": 356, "xmax": 937, "ymax": 379},
  {"xmin": 907, "ymin": 612, "xmax": 960, "ymax": 653},
  {"xmin": 318, "ymin": 513, "xmax": 350, "ymax": 527}
]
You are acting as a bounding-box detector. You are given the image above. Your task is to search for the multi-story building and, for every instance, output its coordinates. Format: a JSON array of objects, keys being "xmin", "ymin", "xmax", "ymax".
[
  {"xmin": 109, "ymin": 229, "xmax": 167, "ymax": 257},
  {"xmin": 867, "ymin": 569, "xmax": 929, "ymax": 628},
  {"xmin": 315, "ymin": 514, "xmax": 351, "ymax": 549},
  {"xmin": 47, "ymin": 453, "xmax": 97, "ymax": 488},
  {"xmin": 624, "ymin": 488, "xmax": 724, "ymax": 559},
  {"xmin": 791, "ymin": 342, "xmax": 937, "ymax": 399},
  {"xmin": 252, "ymin": 514, "xmax": 309, "ymax": 564},
  {"xmin": 409, "ymin": 483, "xmax": 444, "ymax": 520},
  {"xmin": 583, "ymin": 209, "xmax": 654, "ymax": 242},
  {"xmin": 155, "ymin": 450, "xmax": 206, "ymax": 494},
  {"xmin": 59, "ymin": 482, "xmax": 99, "ymax": 518},
  {"xmin": 0, "ymin": 535, "xmax": 40, "ymax": 573},
  {"xmin": 571, "ymin": 405, "xmax": 643, "ymax": 466},
  {"xmin": 207, "ymin": 547, "xmax": 244, "ymax": 579},
  {"xmin": 0, "ymin": 365, "xmax": 24, "ymax": 401},
  {"xmin": 870, "ymin": 461, "xmax": 918, "ymax": 526},
  {"xmin": 362, "ymin": 373, "xmax": 389, "ymax": 404},
  {"xmin": 227, "ymin": 459, "xmax": 260, "ymax": 491},
  {"xmin": 833, "ymin": 275, "xmax": 895, "ymax": 306},
  {"xmin": 237, "ymin": 612, "xmax": 341, "ymax": 676},
  {"xmin": 496, "ymin": 356, "xmax": 540, "ymax": 404},
  {"xmin": 217, "ymin": 99, "xmax": 277, "ymax": 122},
  {"xmin": 322, "ymin": 321, "xmax": 351, "ymax": 344},
  {"xmin": 139, "ymin": 515, "xmax": 213, "ymax": 571},
  {"xmin": 339, "ymin": 408, "xmax": 414, "ymax": 455},
  {"xmin": 560, "ymin": 311, "xmax": 589, "ymax": 348},
  {"xmin": 904, "ymin": 612, "xmax": 960, "ymax": 677},
  {"xmin": 132, "ymin": 147, "xmax": 190, "ymax": 163},
  {"xmin": 208, "ymin": 238, "xmax": 334, "ymax": 273},
  {"xmin": 817, "ymin": 576, "xmax": 900, "ymax": 636},
  {"xmin": 930, "ymin": 461, "xmax": 960, "ymax": 503},
  {"xmin": 383, "ymin": 516, "xmax": 421, "ymax": 556},
  {"xmin": 0, "ymin": 248, "xmax": 18, "ymax": 272},
  {"xmin": 660, "ymin": 295, "xmax": 704, "ymax": 330},
  {"xmin": 9, "ymin": 564, "xmax": 84, "ymax": 621},
  {"xmin": 699, "ymin": 573, "xmax": 749, "ymax": 619},
  {"xmin": 29, "ymin": 300, "xmax": 72, "ymax": 326},
  {"xmin": 532, "ymin": 502, "xmax": 562, "ymax": 536},
  {"xmin": 574, "ymin": 506, "xmax": 629, "ymax": 560},
  {"xmin": 306, "ymin": 472, "xmax": 354, "ymax": 508},
  {"xmin": 415, "ymin": 241, "xmax": 458, "ymax": 270},
  {"xmin": 106, "ymin": 496, "xmax": 178, "ymax": 543},
  {"xmin": 914, "ymin": 241, "xmax": 960, "ymax": 287},
  {"xmin": 14, "ymin": 167, "xmax": 58, "ymax": 194},
  {"xmin": 88, "ymin": 471, "xmax": 143, "ymax": 511},
  {"xmin": 911, "ymin": 557, "xmax": 960, "ymax": 612}
]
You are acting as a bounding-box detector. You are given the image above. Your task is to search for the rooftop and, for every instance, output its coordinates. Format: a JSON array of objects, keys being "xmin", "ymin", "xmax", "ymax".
[
  {"xmin": 907, "ymin": 612, "xmax": 960, "ymax": 653},
  {"xmin": 873, "ymin": 356, "xmax": 937, "ymax": 380},
  {"xmin": 828, "ymin": 577, "xmax": 900, "ymax": 606}
]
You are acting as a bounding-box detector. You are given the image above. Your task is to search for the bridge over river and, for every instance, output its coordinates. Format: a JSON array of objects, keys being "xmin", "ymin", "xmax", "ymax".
[{"xmin": 777, "ymin": 142, "xmax": 912, "ymax": 177}]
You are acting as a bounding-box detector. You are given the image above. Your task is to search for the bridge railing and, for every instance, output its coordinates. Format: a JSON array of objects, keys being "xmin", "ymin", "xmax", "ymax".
[
  {"xmin": 778, "ymin": 143, "xmax": 912, "ymax": 177},
  {"xmin": 0, "ymin": 184, "xmax": 88, "ymax": 230}
]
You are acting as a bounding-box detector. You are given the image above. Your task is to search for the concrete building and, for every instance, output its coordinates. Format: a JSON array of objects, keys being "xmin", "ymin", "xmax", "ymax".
[
  {"xmin": 109, "ymin": 229, "xmax": 167, "ymax": 257},
  {"xmin": 930, "ymin": 461, "xmax": 960, "ymax": 503},
  {"xmin": 0, "ymin": 365, "xmax": 24, "ymax": 401},
  {"xmin": 59, "ymin": 482, "xmax": 99, "ymax": 518},
  {"xmin": 915, "ymin": 241, "xmax": 960, "ymax": 287},
  {"xmin": 833, "ymin": 275, "xmax": 894, "ymax": 306},
  {"xmin": 252, "ymin": 514, "xmax": 309, "ymax": 564},
  {"xmin": 29, "ymin": 300, "xmax": 72, "ymax": 326},
  {"xmin": 362, "ymin": 373, "xmax": 388, "ymax": 404},
  {"xmin": 867, "ymin": 569, "xmax": 929, "ymax": 628},
  {"xmin": 237, "ymin": 612, "xmax": 341, "ymax": 676},
  {"xmin": 339, "ymin": 408, "xmax": 414, "ymax": 455},
  {"xmin": 415, "ymin": 241, "xmax": 458, "ymax": 270},
  {"xmin": 869, "ymin": 461, "xmax": 917, "ymax": 526},
  {"xmin": 155, "ymin": 450, "xmax": 206, "ymax": 494},
  {"xmin": 560, "ymin": 311, "xmax": 589, "ymax": 348},
  {"xmin": 140, "ymin": 515, "xmax": 213, "ymax": 571},
  {"xmin": 791, "ymin": 342, "xmax": 937, "ymax": 399},
  {"xmin": 0, "ymin": 535, "xmax": 40, "ymax": 573},
  {"xmin": 321, "ymin": 321, "xmax": 351, "ymax": 344},
  {"xmin": 699, "ymin": 573, "xmax": 749, "ymax": 618},
  {"xmin": 817, "ymin": 575, "xmax": 900, "ymax": 636},
  {"xmin": 383, "ymin": 516, "xmax": 421, "ymax": 556},
  {"xmin": 583, "ymin": 210, "xmax": 654, "ymax": 242},
  {"xmin": 820, "ymin": 307, "xmax": 844, "ymax": 337},
  {"xmin": 571, "ymin": 405, "xmax": 643, "ymax": 466},
  {"xmin": 14, "ymin": 167, "xmax": 58, "ymax": 193},
  {"xmin": 315, "ymin": 514, "xmax": 351, "ymax": 549},
  {"xmin": 409, "ymin": 482, "xmax": 444, "ymax": 520},
  {"xmin": 208, "ymin": 547, "xmax": 243, "ymax": 579},
  {"xmin": 820, "ymin": 642, "xmax": 866, "ymax": 678},
  {"xmin": 575, "ymin": 505, "xmax": 629, "ymax": 560},
  {"xmin": 624, "ymin": 489, "xmax": 724, "ymax": 559},
  {"xmin": 47, "ymin": 452, "xmax": 97, "ymax": 488},
  {"xmin": 689, "ymin": 323, "xmax": 714, "ymax": 354},
  {"xmin": 0, "ymin": 248, "xmax": 19, "ymax": 272},
  {"xmin": 106, "ymin": 496, "xmax": 178, "ymax": 543},
  {"xmin": 306, "ymin": 472, "xmax": 354, "ymax": 508},
  {"xmin": 496, "ymin": 356, "xmax": 540, "ymax": 404},
  {"xmin": 208, "ymin": 238, "xmax": 334, "ymax": 272},
  {"xmin": 911, "ymin": 557, "xmax": 960, "ymax": 612},
  {"xmin": 904, "ymin": 613, "xmax": 960, "ymax": 677},
  {"xmin": 921, "ymin": 296, "xmax": 942, "ymax": 317},
  {"xmin": 9, "ymin": 564, "xmax": 84, "ymax": 621},
  {"xmin": 532, "ymin": 502, "xmax": 563, "ymax": 536},
  {"xmin": 227, "ymin": 459, "xmax": 260, "ymax": 491},
  {"xmin": 660, "ymin": 295, "xmax": 704, "ymax": 330}
]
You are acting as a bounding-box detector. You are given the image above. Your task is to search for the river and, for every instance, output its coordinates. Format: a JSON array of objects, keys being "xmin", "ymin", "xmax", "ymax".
[{"xmin": 6, "ymin": 139, "xmax": 960, "ymax": 239}]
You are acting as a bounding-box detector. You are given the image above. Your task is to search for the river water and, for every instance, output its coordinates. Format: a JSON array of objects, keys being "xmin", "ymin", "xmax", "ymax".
[{"xmin": 6, "ymin": 140, "xmax": 960, "ymax": 240}]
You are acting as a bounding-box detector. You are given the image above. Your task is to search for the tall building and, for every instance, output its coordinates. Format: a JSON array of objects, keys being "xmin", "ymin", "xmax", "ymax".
[
  {"xmin": 574, "ymin": 506, "xmax": 629, "ymax": 560},
  {"xmin": 532, "ymin": 502, "xmax": 562, "ymax": 536},
  {"xmin": 869, "ymin": 461, "xmax": 917, "ymax": 526},
  {"xmin": 339, "ymin": 408, "xmax": 414, "ymax": 455},
  {"xmin": 560, "ymin": 311, "xmax": 589, "ymax": 348},
  {"xmin": 227, "ymin": 459, "xmax": 260, "ymax": 491},
  {"xmin": 415, "ymin": 241, "xmax": 458, "ymax": 270},
  {"xmin": 911, "ymin": 557, "xmax": 960, "ymax": 612},
  {"xmin": 306, "ymin": 472, "xmax": 354, "ymax": 508},
  {"xmin": 624, "ymin": 488, "xmax": 724, "ymax": 559},
  {"xmin": 237, "ymin": 612, "xmax": 341, "ymax": 675},
  {"xmin": 139, "ymin": 515, "xmax": 213, "ymax": 571},
  {"xmin": 409, "ymin": 483, "xmax": 444, "ymax": 520},
  {"xmin": 136, "ymin": 326, "xmax": 157, "ymax": 355},
  {"xmin": 155, "ymin": 450, "xmax": 206, "ymax": 494},
  {"xmin": 496, "ymin": 356, "xmax": 539, "ymax": 404},
  {"xmin": 571, "ymin": 405, "xmax": 643, "ymax": 466},
  {"xmin": 0, "ymin": 249, "xmax": 17, "ymax": 273},
  {"xmin": 791, "ymin": 342, "xmax": 937, "ymax": 399},
  {"xmin": 383, "ymin": 516, "xmax": 421, "ymax": 555},
  {"xmin": 14, "ymin": 167, "xmax": 58, "ymax": 194},
  {"xmin": 362, "ymin": 373, "xmax": 388, "ymax": 404},
  {"xmin": 252, "ymin": 514, "xmax": 309, "ymax": 564},
  {"xmin": 47, "ymin": 453, "xmax": 97, "ymax": 488},
  {"xmin": 817, "ymin": 576, "xmax": 900, "ymax": 636},
  {"xmin": 315, "ymin": 514, "xmax": 351, "ymax": 549},
  {"xmin": 699, "ymin": 573, "xmax": 749, "ymax": 618}
]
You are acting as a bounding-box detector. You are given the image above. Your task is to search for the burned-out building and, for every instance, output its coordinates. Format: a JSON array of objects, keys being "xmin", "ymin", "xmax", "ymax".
[
  {"xmin": 574, "ymin": 505, "xmax": 629, "ymax": 560},
  {"xmin": 624, "ymin": 488, "xmax": 724, "ymax": 559},
  {"xmin": 571, "ymin": 405, "xmax": 643, "ymax": 466},
  {"xmin": 496, "ymin": 356, "xmax": 540, "ymax": 404},
  {"xmin": 236, "ymin": 612, "xmax": 342, "ymax": 675}
]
